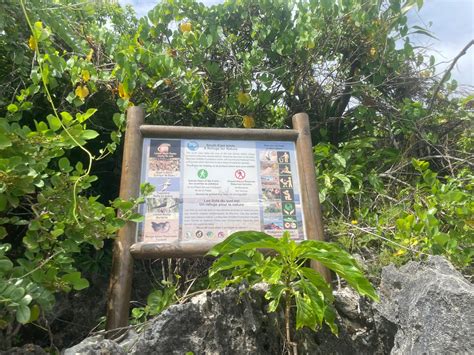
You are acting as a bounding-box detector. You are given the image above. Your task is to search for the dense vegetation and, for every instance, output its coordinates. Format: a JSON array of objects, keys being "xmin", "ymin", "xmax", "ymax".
[{"xmin": 0, "ymin": 0, "xmax": 472, "ymax": 349}]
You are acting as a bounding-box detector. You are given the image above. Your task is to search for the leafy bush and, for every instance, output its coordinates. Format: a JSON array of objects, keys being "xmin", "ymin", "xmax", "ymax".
[
  {"xmin": 0, "ymin": 1, "xmax": 143, "ymax": 344},
  {"xmin": 208, "ymin": 231, "xmax": 378, "ymax": 352},
  {"xmin": 130, "ymin": 281, "xmax": 178, "ymax": 327}
]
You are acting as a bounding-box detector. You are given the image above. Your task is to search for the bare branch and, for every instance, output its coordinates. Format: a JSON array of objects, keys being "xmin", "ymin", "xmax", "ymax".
[{"xmin": 429, "ymin": 39, "xmax": 474, "ymax": 111}]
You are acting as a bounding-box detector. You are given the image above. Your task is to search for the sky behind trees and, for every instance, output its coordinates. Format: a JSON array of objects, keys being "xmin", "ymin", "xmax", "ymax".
[{"xmin": 119, "ymin": 0, "xmax": 473, "ymax": 87}]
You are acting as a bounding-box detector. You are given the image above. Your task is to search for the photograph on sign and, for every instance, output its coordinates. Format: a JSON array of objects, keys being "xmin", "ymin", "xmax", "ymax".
[{"xmin": 137, "ymin": 138, "xmax": 306, "ymax": 244}]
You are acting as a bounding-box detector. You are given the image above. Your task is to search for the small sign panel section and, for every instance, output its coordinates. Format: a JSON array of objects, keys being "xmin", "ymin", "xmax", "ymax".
[{"xmin": 137, "ymin": 139, "xmax": 306, "ymax": 243}]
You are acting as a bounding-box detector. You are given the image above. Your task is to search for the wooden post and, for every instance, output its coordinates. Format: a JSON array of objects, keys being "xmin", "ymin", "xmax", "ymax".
[
  {"xmin": 292, "ymin": 113, "xmax": 331, "ymax": 283},
  {"xmin": 106, "ymin": 106, "xmax": 144, "ymax": 333}
]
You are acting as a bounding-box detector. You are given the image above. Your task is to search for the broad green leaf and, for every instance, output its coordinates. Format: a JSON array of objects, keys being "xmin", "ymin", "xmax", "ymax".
[
  {"xmin": 19, "ymin": 294, "xmax": 32, "ymax": 306},
  {"xmin": 297, "ymin": 278, "xmax": 325, "ymax": 326},
  {"xmin": 295, "ymin": 293, "xmax": 317, "ymax": 330},
  {"xmin": 58, "ymin": 157, "xmax": 71, "ymax": 171},
  {"xmin": 16, "ymin": 304, "xmax": 31, "ymax": 324},
  {"xmin": 7, "ymin": 104, "xmax": 18, "ymax": 113},
  {"xmin": 51, "ymin": 228, "xmax": 64, "ymax": 237},
  {"xmin": 81, "ymin": 130, "xmax": 99, "ymax": 140},
  {"xmin": 0, "ymin": 259, "xmax": 13, "ymax": 273},
  {"xmin": 60, "ymin": 111, "xmax": 73, "ymax": 125},
  {"xmin": 299, "ymin": 267, "xmax": 333, "ymax": 302},
  {"xmin": 0, "ymin": 194, "xmax": 7, "ymax": 212},
  {"xmin": 9, "ymin": 286, "xmax": 25, "ymax": 301},
  {"xmin": 77, "ymin": 108, "xmax": 97, "ymax": 123},
  {"xmin": 334, "ymin": 153, "xmax": 346, "ymax": 168},
  {"xmin": 445, "ymin": 191, "xmax": 464, "ymax": 203},
  {"xmin": 62, "ymin": 272, "xmax": 89, "ymax": 290},
  {"xmin": 257, "ymin": 259, "xmax": 284, "ymax": 284},
  {"xmin": 208, "ymin": 253, "xmax": 254, "ymax": 277},
  {"xmin": 433, "ymin": 233, "xmax": 449, "ymax": 246},
  {"xmin": 265, "ymin": 284, "xmax": 286, "ymax": 312},
  {"xmin": 207, "ymin": 231, "xmax": 279, "ymax": 256},
  {"xmin": 128, "ymin": 213, "xmax": 144, "ymax": 223},
  {"xmin": 46, "ymin": 114, "xmax": 62, "ymax": 131},
  {"xmin": 0, "ymin": 133, "xmax": 12, "ymax": 149},
  {"xmin": 297, "ymin": 241, "xmax": 378, "ymax": 301},
  {"xmin": 334, "ymin": 173, "xmax": 351, "ymax": 193},
  {"xmin": 323, "ymin": 305, "xmax": 338, "ymax": 335}
]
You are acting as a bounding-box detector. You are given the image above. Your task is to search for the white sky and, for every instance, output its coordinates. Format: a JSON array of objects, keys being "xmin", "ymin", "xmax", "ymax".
[
  {"xmin": 407, "ymin": 0, "xmax": 473, "ymax": 88},
  {"xmin": 120, "ymin": 0, "xmax": 474, "ymax": 87}
]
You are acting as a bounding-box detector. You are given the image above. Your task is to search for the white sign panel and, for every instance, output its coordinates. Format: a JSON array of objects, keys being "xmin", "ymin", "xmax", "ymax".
[{"xmin": 137, "ymin": 138, "xmax": 306, "ymax": 243}]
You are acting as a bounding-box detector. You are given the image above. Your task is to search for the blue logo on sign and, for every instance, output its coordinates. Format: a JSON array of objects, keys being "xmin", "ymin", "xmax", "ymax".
[{"xmin": 187, "ymin": 141, "xmax": 199, "ymax": 151}]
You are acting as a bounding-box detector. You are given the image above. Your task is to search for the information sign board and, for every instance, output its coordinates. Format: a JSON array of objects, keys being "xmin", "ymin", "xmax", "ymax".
[
  {"xmin": 106, "ymin": 108, "xmax": 328, "ymax": 332},
  {"xmin": 137, "ymin": 138, "xmax": 306, "ymax": 243}
]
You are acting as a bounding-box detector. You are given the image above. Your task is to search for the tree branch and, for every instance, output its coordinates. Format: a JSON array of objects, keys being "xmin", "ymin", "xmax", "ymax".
[{"xmin": 429, "ymin": 39, "xmax": 474, "ymax": 111}]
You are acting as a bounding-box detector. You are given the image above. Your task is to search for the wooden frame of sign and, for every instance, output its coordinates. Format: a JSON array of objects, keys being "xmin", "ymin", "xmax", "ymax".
[{"xmin": 106, "ymin": 107, "xmax": 329, "ymax": 332}]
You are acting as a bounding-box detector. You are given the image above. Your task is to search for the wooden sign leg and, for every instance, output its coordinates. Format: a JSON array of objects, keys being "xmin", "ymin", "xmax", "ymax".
[
  {"xmin": 292, "ymin": 113, "xmax": 331, "ymax": 283},
  {"xmin": 106, "ymin": 106, "xmax": 144, "ymax": 333}
]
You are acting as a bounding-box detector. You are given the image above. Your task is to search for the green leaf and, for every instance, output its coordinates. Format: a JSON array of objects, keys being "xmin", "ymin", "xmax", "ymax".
[
  {"xmin": 297, "ymin": 241, "xmax": 379, "ymax": 301},
  {"xmin": 295, "ymin": 293, "xmax": 317, "ymax": 330},
  {"xmin": 62, "ymin": 272, "xmax": 89, "ymax": 290},
  {"xmin": 46, "ymin": 114, "xmax": 62, "ymax": 131},
  {"xmin": 411, "ymin": 25, "xmax": 437, "ymax": 40},
  {"xmin": 128, "ymin": 213, "xmax": 144, "ymax": 223},
  {"xmin": 0, "ymin": 133, "xmax": 12, "ymax": 149},
  {"xmin": 60, "ymin": 111, "xmax": 73, "ymax": 125},
  {"xmin": 29, "ymin": 304, "xmax": 40, "ymax": 322},
  {"xmin": 0, "ymin": 259, "xmax": 13, "ymax": 273},
  {"xmin": 299, "ymin": 267, "xmax": 333, "ymax": 302},
  {"xmin": 334, "ymin": 173, "xmax": 351, "ymax": 193},
  {"xmin": 445, "ymin": 190, "xmax": 464, "ymax": 203},
  {"xmin": 323, "ymin": 305, "xmax": 338, "ymax": 335},
  {"xmin": 77, "ymin": 108, "xmax": 97, "ymax": 123},
  {"xmin": 265, "ymin": 284, "xmax": 285, "ymax": 312},
  {"xmin": 51, "ymin": 228, "xmax": 64, "ymax": 237},
  {"xmin": 9, "ymin": 286, "xmax": 25, "ymax": 301},
  {"xmin": 208, "ymin": 253, "xmax": 254, "ymax": 278},
  {"xmin": 207, "ymin": 231, "xmax": 280, "ymax": 256},
  {"xmin": 19, "ymin": 294, "xmax": 32, "ymax": 306},
  {"xmin": 16, "ymin": 304, "xmax": 31, "ymax": 324},
  {"xmin": 433, "ymin": 233, "xmax": 449, "ymax": 246},
  {"xmin": 58, "ymin": 157, "xmax": 70, "ymax": 171},
  {"xmin": 0, "ymin": 227, "xmax": 7, "ymax": 239},
  {"xmin": 0, "ymin": 194, "xmax": 7, "ymax": 212},
  {"xmin": 334, "ymin": 153, "xmax": 346, "ymax": 168},
  {"xmin": 29, "ymin": 220, "xmax": 41, "ymax": 231},
  {"xmin": 81, "ymin": 130, "xmax": 99, "ymax": 140},
  {"xmin": 7, "ymin": 104, "xmax": 18, "ymax": 113}
]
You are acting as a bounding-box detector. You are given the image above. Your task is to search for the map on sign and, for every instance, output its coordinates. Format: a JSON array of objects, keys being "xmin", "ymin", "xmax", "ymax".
[{"xmin": 136, "ymin": 138, "xmax": 306, "ymax": 243}]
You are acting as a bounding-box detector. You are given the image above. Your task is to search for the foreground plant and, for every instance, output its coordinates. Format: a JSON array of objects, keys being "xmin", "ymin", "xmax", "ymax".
[{"xmin": 208, "ymin": 231, "xmax": 378, "ymax": 354}]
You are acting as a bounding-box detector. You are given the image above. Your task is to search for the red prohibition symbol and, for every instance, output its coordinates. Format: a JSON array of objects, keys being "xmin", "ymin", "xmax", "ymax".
[{"xmin": 235, "ymin": 169, "xmax": 246, "ymax": 180}]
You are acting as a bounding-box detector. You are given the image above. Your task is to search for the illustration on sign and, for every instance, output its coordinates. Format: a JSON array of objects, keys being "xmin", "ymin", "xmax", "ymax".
[{"xmin": 137, "ymin": 139, "xmax": 305, "ymax": 243}]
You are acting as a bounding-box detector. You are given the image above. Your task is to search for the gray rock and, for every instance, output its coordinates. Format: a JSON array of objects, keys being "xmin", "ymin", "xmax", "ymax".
[
  {"xmin": 377, "ymin": 256, "xmax": 474, "ymax": 354},
  {"xmin": 127, "ymin": 285, "xmax": 386, "ymax": 355},
  {"xmin": 62, "ymin": 335, "xmax": 125, "ymax": 355},
  {"xmin": 63, "ymin": 287, "xmax": 387, "ymax": 355},
  {"xmin": 63, "ymin": 256, "xmax": 472, "ymax": 355},
  {"xmin": 129, "ymin": 287, "xmax": 282, "ymax": 354}
]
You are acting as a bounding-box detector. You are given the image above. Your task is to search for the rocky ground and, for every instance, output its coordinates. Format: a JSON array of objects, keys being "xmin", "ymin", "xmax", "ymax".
[{"xmin": 3, "ymin": 256, "xmax": 473, "ymax": 354}]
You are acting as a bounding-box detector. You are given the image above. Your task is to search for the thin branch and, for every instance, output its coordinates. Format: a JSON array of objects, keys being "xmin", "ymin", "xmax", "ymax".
[
  {"xmin": 342, "ymin": 222, "xmax": 431, "ymax": 256},
  {"xmin": 429, "ymin": 39, "xmax": 474, "ymax": 111},
  {"xmin": 18, "ymin": 249, "xmax": 64, "ymax": 279}
]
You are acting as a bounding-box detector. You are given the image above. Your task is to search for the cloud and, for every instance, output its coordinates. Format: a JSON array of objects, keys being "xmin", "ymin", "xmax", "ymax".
[
  {"xmin": 408, "ymin": 0, "xmax": 474, "ymax": 86},
  {"xmin": 119, "ymin": 0, "xmax": 223, "ymax": 17},
  {"xmin": 119, "ymin": 0, "xmax": 157, "ymax": 17}
]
